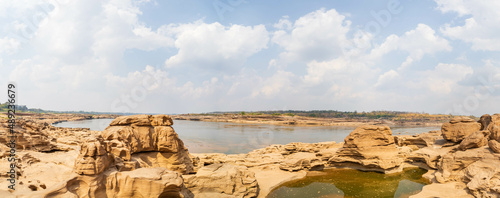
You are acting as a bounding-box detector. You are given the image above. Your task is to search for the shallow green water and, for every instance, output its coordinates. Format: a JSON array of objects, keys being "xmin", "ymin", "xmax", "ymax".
[{"xmin": 267, "ymin": 168, "xmax": 428, "ymax": 198}]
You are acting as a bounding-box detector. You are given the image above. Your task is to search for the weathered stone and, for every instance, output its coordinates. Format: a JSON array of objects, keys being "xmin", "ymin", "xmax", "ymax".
[
  {"xmin": 106, "ymin": 167, "xmax": 189, "ymax": 198},
  {"xmin": 108, "ymin": 114, "xmax": 173, "ymax": 126},
  {"xmin": 74, "ymin": 135, "xmax": 114, "ymax": 175},
  {"xmin": 279, "ymin": 152, "xmax": 323, "ymax": 171},
  {"xmin": 329, "ymin": 125, "xmax": 404, "ymax": 173},
  {"xmin": 464, "ymin": 160, "xmax": 500, "ymax": 198},
  {"xmin": 488, "ymin": 114, "xmax": 500, "ymax": 142},
  {"xmin": 441, "ymin": 117, "xmax": 481, "ymax": 143},
  {"xmin": 479, "ymin": 114, "xmax": 492, "ymax": 130},
  {"xmin": 488, "ymin": 140, "xmax": 500, "ymax": 153},
  {"xmin": 458, "ymin": 131, "xmax": 489, "ymax": 151},
  {"xmin": 75, "ymin": 115, "xmax": 193, "ymax": 175},
  {"xmin": 184, "ymin": 164, "xmax": 258, "ymax": 198}
]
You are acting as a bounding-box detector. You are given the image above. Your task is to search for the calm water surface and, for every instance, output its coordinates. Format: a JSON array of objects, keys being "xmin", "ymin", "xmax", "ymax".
[
  {"xmin": 53, "ymin": 119, "xmax": 440, "ymax": 154},
  {"xmin": 267, "ymin": 168, "xmax": 429, "ymax": 198}
]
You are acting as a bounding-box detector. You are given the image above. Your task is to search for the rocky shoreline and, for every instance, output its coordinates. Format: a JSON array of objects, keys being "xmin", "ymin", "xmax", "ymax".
[
  {"xmin": 172, "ymin": 114, "xmax": 444, "ymax": 127},
  {"xmin": 0, "ymin": 113, "xmax": 498, "ymax": 197}
]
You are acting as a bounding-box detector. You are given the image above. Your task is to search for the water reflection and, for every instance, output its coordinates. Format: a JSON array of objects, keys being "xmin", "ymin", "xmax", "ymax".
[{"xmin": 267, "ymin": 168, "xmax": 428, "ymax": 198}]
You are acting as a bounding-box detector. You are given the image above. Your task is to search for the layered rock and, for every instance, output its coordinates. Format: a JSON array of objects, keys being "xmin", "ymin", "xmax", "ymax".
[
  {"xmin": 328, "ymin": 125, "xmax": 404, "ymax": 173},
  {"xmin": 106, "ymin": 167, "xmax": 189, "ymax": 198},
  {"xmin": 487, "ymin": 114, "xmax": 500, "ymax": 142},
  {"xmin": 279, "ymin": 152, "xmax": 323, "ymax": 171},
  {"xmin": 458, "ymin": 130, "xmax": 489, "ymax": 151},
  {"xmin": 74, "ymin": 114, "xmax": 193, "ymax": 175},
  {"xmin": 394, "ymin": 130, "xmax": 443, "ymax": 148},
  {"xmin": 184, "ymin": 163, "xmax": 258, "ymax": 198},
  {"xmin": 488, "ymin": 140, "xmax": 500, "ymax": 153},
  {"xmin": 45, "ymin": 168, "xmax": 189, "ymax": 198},
  {"xmin": 74, "ymin": 135, "xmax": 114, "ymax": 175},
  {"xmin": 441, "ymin": 116, "xmax": 481, "ymax": 143}
]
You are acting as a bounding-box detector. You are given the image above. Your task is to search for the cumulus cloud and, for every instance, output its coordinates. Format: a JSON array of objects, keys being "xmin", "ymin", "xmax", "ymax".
[
  {"xmin": 0, "ymin": 37, "xmax": 20, "ymax": 54},
  {"xmin": 164, "ymin": 21, "xmax": 269, "ymax": 72},
  {"xmin": 271, "ymin": 8, "xmax": 351, "ymax": 64},
  {"xmin": 369, "ymin": 24, "xmax": 451, "ymax": 68},
  {"xmin": 436, "ymin": 0, "xmax": 500, "ymax": 51}
]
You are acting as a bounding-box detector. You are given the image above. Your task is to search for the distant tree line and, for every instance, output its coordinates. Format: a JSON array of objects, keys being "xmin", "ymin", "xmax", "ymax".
[{"xmin": 0, "ymin": 102, "xmax": 128, "ymax": 115}]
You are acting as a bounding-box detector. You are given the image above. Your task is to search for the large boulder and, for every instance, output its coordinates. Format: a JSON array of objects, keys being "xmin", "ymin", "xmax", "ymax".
[
  {"xmin": 489, "ymin": 140, "xmax": 500, "ymax": 153},
  {"xmin": 479, "ymin": 114, "xmax": 492, "ymax": 130},
  {"xmin": 74, "ymin": 115, "xmax": 193, "ymax": 175},
  {"xmin": 487, "ymin": 114, "xmax": 500, "ymax": 142},
  {"xmin": 441, "ymin": 117, "xmax": 481, "ymax": 143},
  {"xmin": 328, "ymin": 125, "xmax": 404, "ymax": 173},
  {"xmin": 183, "ymin": 163, "xmax": 258, "ymax": 198},
  {"xmin": 458, "ymin": 131, "xmax": 490, "ymax": 151},
  {"xmin": 74, "ymin": 135, "xmax": 114, "ymax": 175}
]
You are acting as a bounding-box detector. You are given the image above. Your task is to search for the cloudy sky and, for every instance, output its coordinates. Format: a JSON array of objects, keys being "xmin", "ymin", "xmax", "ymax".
[{"xmin": 0, "ymin": 0, "xmax": 499, "ymax": 116}]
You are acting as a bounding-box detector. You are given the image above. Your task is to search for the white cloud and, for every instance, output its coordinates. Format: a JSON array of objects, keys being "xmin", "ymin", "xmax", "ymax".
[
  {"xmin": 424, "ymin": 63, "xmax": 473, "ymax": 94},
  {"xmin": 0, "ymin": 37, "xmax": 20, "ymax": 54},
  {"xmin": 375, "ymin": 69, "xmax": 399, "ymax": 87},
  {"xmin": 164, "ymin": 21, "xmax": 269, "ymax": 72},
  {"xmin": 272, "ymin": 8, "xmax": 351, "ymax": 64},
  {"xmin": 252, "ymin": 70, "xmax": 296, "ymax": 98},
  {"xmin": 369, "ymin": 24, "xmax": 451, "ymax": 68},
  {"xmin": 437, "ymin": 0, "xmax": 500, "ymax": 51}
]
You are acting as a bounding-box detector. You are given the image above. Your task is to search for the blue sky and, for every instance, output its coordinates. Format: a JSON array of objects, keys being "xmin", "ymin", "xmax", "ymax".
[{"xmin": 0, "ymin": 0, "xmax": 499, "ymax": 116}]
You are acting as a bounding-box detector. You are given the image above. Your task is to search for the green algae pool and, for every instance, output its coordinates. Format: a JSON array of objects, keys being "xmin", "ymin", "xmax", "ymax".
[{"xmin": 267, "ymin": 168, "xmax": 429, "ymax": 198}]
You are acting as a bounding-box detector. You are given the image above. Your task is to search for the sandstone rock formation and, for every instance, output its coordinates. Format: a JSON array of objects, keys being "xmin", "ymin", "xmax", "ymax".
[
  {"xmin": 488, "ymin": 114, "xmax": 500, "ymax": 142},
  {"xmin": 458, "ymin": 130, "xmax": 490, "ymax": 151},
  {"xmin": 74, "ymin": 135, "xmax": 114, "ymax": 175},
  {"xmin": 56, "ymin": 115, "xmax": 194, "ymax": 198},
  {"xmin": 74, "ymin": 114, "xmax": 193, "ymax": 175},
  {"xmin": 279, "ymin": 152, "xmax": 323, "ymax": 171},
  {"xmin": 441, "ymin": 116, "xmax": 481, "ymax": 143},
  {"xmin": 184, "ymin": 163, "xmax": 258, "ymax": 198},
  {"xmin": 44, "ymin": 167, "xmax": 190, "ymax": 198},
  {"xmin": 488, "ymin": 140, "xmax": 500, "ymax": 153},
  {"xmin": 328, "ymin": 125, "xmax": 404, "ymax": 173}
]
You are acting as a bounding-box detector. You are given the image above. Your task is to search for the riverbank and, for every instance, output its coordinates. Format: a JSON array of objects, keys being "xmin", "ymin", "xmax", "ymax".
[{"xmin": 172, "ymin": 113, "xmax": 446, "ymax": 127}]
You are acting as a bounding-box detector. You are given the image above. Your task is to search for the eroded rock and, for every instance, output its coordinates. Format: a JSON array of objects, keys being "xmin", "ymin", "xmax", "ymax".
[
  {"xmin": 328, "ymin": 125, "xmax": 404, "ymax": 173},
  {"xmin": 441, "ymin": 117, "xmax": 481, "ymax": 143},
  {"xmin": 279, "ymin": 152, "xmax": 323, "ymax": 171},
  {"xmin": 74, "ymin": 115, "xmax": 193, "ymax": 175},
  {"xmin": 184, "ymin": 163, "xmax": 258, "ymax": 198},
  {"xmin": 458, "ymin": 130, "xmax": 489, "ymax": 151}
]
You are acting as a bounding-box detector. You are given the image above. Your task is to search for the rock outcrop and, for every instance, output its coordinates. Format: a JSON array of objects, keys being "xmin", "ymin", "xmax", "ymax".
[
  {"xmin": 62, "ymin": 115, "xmax": 195, "ymax": 198},
  {"xmin": 488, "ymin": 114, "xmax": 500, "ymax": 142},
  {"xmin": 488, "ymin": 140, "xmax": 500, "ymax": 153},
  {"xmin": 328, "ymin": 125, "xmax": 404, "ymax": 173},
  {"xmin": 279, "ymin": 152, "xmax": 324, "ymax": 171},
  {"xmin": 74, "ymin": 114, "xmax": 193, "ymax": 175},
  {"xmin": 74, "ymin": 135, "xmax": 114, "ymax": 175},
  {"xmin": 184, "ymin": 163, "xmax": 258, "ymax": 198},
  {"xmin": 458, "ymin": 130, "xmax": 490, "ymax": 151},
  {"xmin": 441, "ymin": 116, "xmax": 481, "ymax": 143},
  {"xmin": 45, "ymin": 168, "xmax": 189, "ymax": 198}
]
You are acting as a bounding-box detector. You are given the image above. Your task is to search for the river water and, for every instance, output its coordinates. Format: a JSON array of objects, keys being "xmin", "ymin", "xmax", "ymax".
[{"xmin": 53, "ymin": 119, "xmax": 440, "ymax": 154}]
